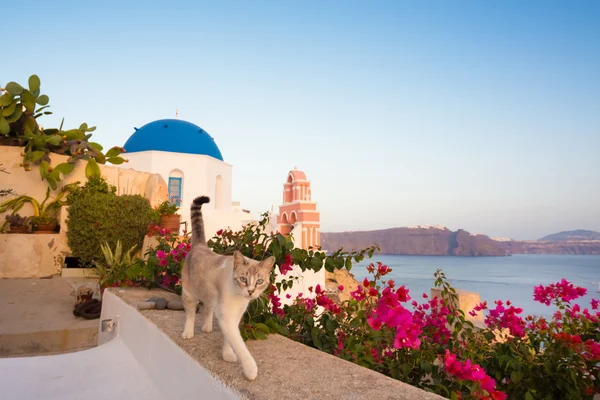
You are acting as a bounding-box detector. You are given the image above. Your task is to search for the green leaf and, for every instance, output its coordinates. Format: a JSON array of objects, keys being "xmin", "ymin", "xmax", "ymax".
[
  {"xmin": 5, "ymin": 82, "xmax": 23, "ymax": 95},
  {"xmin": 6, "ymin": 105, "xmax": 22, "ymax": 123},
  {"xmin": 28, "ymin": 75, "xmax": 41, "ymax": 93},
  {"xmin": 105, "ymin": 147, "xmax": 121, "ymax": 158},
  {"xmin": 345, "ymin": 258, "xmax": 352, "ymax": 271},
  {"xmin": 35, "ymin": 94, "xmax": 49, "ymax": 106},
  {"xmin": 31, "ymin": 151, "xmax": 46, "ymax": 162},
  {"xmin": 254, "ymin": 330, "xmax": 268, "ymax": 340},
  {"xmin": 0, "ymin": 116, "xmax": 9, "ymax": 135},
  {"xmin": 525, "ymin": 392, "xmax": 534, "ymax": 400},
  {"xmin": 39, "ymin": 160, "xmax": 50, "ymax": 178},
  {"xmin": 46, "ymin": 135, "xmax": 62, "ymax": 146},
  {"xmin": 50, "ymin": 169, "xmax": 61, "ymax": 182},
  {"xmin": 79, "ymin": 123, "xmax": 88, "ymax": 131},
  {"xmin": 95, "ymin": 153, "xmax": 106, "ymax": 164},
  {"xmin": 2, "ymin": 101, "xmax": 17, "ymax": 116},
  {"xmin": 85, "ymin": 158, "xmax": 101, "ymax": 178},
  {"xmin": 254, "ymin": 323, "xmax": 271, "ymax": 334},
  {"xmin": 89, "ymin": 142, "xmax": 103, "ymax": 151},
  {"xmin": 0, "ymin": 92, "xmax": 13, "ymax": 106},
  {"xmin": 107, "ymin": 156, "xmax": 124, "ymax": 165},
  {"xmin": 510, "ymin": 370, "xmax": 523, "ymax": 384},
  {"xmin": 46, "ymin": 176, "xmax": 57, "ymax": 190},
  {"xmin": 33, "ymin": 136, "xmax": 46, "ymax": 149},
  {"xmin": 20, "ymin": 90, "xmax": 36, "ymax": 111},
  {"xmin": 54, "ymin": 162, "xmax": 75, "ymax": 175}
]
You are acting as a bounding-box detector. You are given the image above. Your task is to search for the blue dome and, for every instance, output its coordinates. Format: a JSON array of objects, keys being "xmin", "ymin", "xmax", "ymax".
[{"xmin": 123, "ymin": 119, "xmax": 224, "ymax": 160}]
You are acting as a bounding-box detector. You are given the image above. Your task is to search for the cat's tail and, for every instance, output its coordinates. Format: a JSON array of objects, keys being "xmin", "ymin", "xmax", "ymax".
[{"xmin": 190, "ymin": 196, "xmax": 210, "ymax": 246}]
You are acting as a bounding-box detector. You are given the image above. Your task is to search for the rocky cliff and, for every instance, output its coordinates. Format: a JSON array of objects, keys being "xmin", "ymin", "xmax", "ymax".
[
  {"xmin": 321, "ymin": 226, "xmax": 508, "ymax": 256},
  {"xmin": 499, "ymin": 240, "xmax": 600, "ymax": 255},
  {"xmin": 321, "ymin": 227, "xmax": 600, "ymax": 256}
]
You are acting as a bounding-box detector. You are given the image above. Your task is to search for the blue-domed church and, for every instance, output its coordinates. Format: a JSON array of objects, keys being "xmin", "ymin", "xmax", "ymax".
[{"xmin": 123, "ymin": 118, "xmax": 253, "ymax": 237}]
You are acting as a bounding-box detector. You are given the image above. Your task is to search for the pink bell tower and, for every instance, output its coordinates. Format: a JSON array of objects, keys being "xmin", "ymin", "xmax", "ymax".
[{"xmin": 277, "ymin": 168, "xmax": 320, "ymax": 249}]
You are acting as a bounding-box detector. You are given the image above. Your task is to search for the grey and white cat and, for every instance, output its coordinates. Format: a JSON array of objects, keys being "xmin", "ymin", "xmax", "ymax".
[{"xmin": 181, "ymin": 196, "xmax": 275, "ymax": 380}]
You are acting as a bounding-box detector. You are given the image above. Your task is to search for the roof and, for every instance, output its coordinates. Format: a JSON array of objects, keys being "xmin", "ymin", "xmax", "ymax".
[{"xmin": 123, "ymin": 119, "xmax": 224, "ymax": 160}]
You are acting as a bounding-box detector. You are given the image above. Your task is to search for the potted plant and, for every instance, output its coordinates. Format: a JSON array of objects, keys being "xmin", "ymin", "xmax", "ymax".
[
  {"xmin": 31, "ymin": 215, "xmax": 59, "ymax": 233},
  {"xmin": 155, "ymin": 200, "xmax": 181, "ymax": 232},
  {"xmin": 0, "ymin": 184, "xmax": 76, "ymax": 233},
  {"xmin": 4, "ymin": 214, "xmax": 30, "ymax": 233},
  {"xmin": 147, "ymin": 208, "xmax": 160, "ymax": 234},
  {"xmin": 93, "ymin": 240, "xmax": 140, "ymax": 296}
]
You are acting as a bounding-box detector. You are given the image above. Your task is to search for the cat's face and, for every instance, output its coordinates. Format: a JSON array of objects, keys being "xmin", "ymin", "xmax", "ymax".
[{"xmin": 232, "ymin": 251, "xmax": 276, "ymax": 299}]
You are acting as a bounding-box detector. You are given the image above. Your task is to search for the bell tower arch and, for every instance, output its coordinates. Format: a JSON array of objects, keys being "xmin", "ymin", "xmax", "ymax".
[{"xmin": 277, "ymin": 168, "xmax": 320, "ymax": 249}]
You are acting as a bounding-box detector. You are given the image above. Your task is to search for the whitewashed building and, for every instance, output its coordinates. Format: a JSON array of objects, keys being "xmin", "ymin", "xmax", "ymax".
[{"xmin": 123, "ymin": 118, "xmax": 253, "ymax": 237}]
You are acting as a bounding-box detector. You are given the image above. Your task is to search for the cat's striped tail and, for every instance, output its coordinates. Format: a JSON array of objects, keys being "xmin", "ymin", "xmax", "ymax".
[{"xmin": 190, "ymin": 196, "xmax": 210, "ymax": 246}]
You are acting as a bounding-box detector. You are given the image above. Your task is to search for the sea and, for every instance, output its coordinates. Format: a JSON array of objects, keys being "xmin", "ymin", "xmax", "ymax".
[{"xmin": 350, "ymin": 254, "xmax": 600, "ymax": 319}]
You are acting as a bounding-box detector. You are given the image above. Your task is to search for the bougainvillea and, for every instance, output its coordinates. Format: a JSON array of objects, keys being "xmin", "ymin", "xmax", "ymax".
[{"xmin": 117, "ymin": 212, "xmax": 600, "ymax": 399}]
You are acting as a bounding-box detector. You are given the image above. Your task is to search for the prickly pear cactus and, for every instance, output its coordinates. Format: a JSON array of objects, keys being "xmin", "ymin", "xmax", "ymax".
[{"xmin": 0, "ymin": 74, "xmax": 127, "ymax": 189}]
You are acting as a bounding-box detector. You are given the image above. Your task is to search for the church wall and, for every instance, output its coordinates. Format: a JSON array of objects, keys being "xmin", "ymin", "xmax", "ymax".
[{"xmin": 125, "ymin": 150, "xmax": 235, "ymax": 236}]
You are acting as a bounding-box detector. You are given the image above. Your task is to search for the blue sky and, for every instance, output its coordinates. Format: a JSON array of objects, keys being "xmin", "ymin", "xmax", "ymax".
[{"xmin": 3, "ymin": 1, "xmax": 599, "ymax": 240}]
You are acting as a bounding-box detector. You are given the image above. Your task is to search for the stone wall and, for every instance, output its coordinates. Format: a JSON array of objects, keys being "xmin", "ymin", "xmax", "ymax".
[{"xmin": 0, "ymin": 146, "xmax": 168, "ymax": 278}]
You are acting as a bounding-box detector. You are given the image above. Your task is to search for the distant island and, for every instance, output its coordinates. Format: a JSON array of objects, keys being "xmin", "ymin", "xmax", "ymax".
[{"xmin": 320, "ymin": 228, "xmax": 600, "ymax": 256}]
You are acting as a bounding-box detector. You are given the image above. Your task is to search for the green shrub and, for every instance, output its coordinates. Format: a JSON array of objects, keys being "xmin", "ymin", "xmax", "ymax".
[{"xmin": 67, "ymin": 191, "xmax": 152, "ymax": 266}]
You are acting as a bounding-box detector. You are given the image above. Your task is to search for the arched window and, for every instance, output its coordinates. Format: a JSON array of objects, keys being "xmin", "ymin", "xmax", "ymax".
[
  {"xmin": 290, "ymin": 211, "xmax": 297, "ymax": 224},
  {"xmin": 215, "ymin": 175, "xmax": 223, "ymax": 210},
  {"xmin": 168, "ymin": 169, "xmax": 184, "ymax": 206}
]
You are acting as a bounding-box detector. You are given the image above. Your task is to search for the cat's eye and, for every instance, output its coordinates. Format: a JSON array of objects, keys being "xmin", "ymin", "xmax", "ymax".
[
  {"xmin": 239, "ymin": 277, "xmax": 247, "ymax": 283},
  {"xmin": 257, "ymin": 279, "xmax": 264, "ymax": 285}
]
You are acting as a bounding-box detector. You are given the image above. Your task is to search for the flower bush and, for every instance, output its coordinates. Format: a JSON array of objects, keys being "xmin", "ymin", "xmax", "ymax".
[{"xmin": 109, "ymin": 211, "xmax": 600, "ymax": 399}]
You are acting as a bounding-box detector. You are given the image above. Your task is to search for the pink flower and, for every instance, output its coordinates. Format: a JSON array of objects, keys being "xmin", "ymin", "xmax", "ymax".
[
  {"xmin": 367, "ymin": 317, "xmax": 382, "ymax": 330},
  {"xmin": 396, "ymin": 285, "xmax": 410, "ymax": 302},
  {"xmin": 156, "ymin": 250, "xmax": 167, "ymax": 259},
  {"xmin": 278, "ymin": 254, "xmax": 294, "ymax": 275},
  {"xmin": 591, "ymin": 298, "xmax": 599, "ymax": 310},
  {"xmin": 158, "ymin": 258, "xmax": 168, "ymax": 267},
  {"xmin": 338, "ymin": 285, "xmax": 344, "ymax": 291},
  {"xmin": 533, "ymin": 279, "xmax": 587, "ymax": 305}
]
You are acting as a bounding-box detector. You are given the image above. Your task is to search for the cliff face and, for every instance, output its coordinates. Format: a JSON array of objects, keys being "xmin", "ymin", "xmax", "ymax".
[
  {"xmin": 321, "ymin": 227, "xmax": 600, "ymax": 256},
  {"xmin": 321, "ymin": 227, "xmax": 508, "ymax": 256},
  {"xmin": 499, "ymin": 240, "xmax": 600, "ymax": 255}
]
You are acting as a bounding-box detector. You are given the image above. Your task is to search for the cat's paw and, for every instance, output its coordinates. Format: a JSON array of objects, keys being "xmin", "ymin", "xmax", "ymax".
[
  {"xmin": 242, "ymin": 358, "xmax": 258, "ymax": 381},
  {"xmin": 201, "ymin": 323, "xmax": 213, "ymax": 333},
  {"xmin": 181, "ymin": 330, "xmax": 195, "ymax": 339},
  {"xmin": 222, "ymin": 348, "xmax": 237, "ymax": 363}
]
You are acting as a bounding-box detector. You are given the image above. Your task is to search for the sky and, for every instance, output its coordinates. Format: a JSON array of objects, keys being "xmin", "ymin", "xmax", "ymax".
[{"xmin": 2, "ymin": 0, "xmax": 599, "ymax": 240}]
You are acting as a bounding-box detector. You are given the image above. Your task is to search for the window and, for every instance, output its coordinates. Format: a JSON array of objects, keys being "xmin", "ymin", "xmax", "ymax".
[{"xmin": 168, "ymin": 177, "xmax": 182, "ymax": 206}]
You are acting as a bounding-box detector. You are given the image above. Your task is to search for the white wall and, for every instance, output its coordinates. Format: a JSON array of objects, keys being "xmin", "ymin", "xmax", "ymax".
[
  {"xmin": 276, "ymin": 265, "xmax": 326, "ymax": 307},
  {"xmin": 124, "ymin": 150, "xmax": 254, "ymax": 238}
]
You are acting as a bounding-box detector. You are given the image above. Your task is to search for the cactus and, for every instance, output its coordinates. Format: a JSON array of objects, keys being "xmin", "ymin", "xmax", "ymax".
[
  {"xmin": 0, "ymin": 183, "xmax": 77, "ymax": 230},
  {"xmin": 0, "ymin": 74, "xmax": 127, "ymax": 189}
]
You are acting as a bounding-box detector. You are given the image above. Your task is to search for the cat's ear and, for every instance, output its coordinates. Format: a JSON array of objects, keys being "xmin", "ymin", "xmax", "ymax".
[
  {"xmin": 259, "ymin": 256, "xmax": 276, "ymax": 270},
  {"xmin": 233, "ymin": 250, "xmax": 245, "ymax": 267}
]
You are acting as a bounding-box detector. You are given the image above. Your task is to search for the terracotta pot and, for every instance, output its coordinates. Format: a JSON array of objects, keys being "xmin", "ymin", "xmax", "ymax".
[
  {"xmin": 159, "ymin": 214, "xmax": 181, "ymax": 232},
  {"xmin": 34, "ymin": 223, "xmax": 58, "ymax": 233},
  {"xmin": 9, "ymin": 225, "xmax": 29, "ymax": 233}
]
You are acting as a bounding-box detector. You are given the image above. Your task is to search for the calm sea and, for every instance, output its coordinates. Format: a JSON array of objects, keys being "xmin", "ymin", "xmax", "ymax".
[{"xmin": 350, "ymin": 254, "xmax": 600, "ymax": 319}]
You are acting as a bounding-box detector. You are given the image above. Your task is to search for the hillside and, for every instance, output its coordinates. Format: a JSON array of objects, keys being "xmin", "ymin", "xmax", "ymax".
[
  {"xmin": 538, "ymin": 230, "xmax": 600, "ymax": 242},
  {"xmin": 320, "ymin": 226, "xmax": 508, "ymax": 256}
]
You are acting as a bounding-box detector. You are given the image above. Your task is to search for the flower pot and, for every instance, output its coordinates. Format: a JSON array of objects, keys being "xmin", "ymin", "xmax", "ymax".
[
  {"xmin": 34, "ymin": 223, "xmax": 58, "ymax": 234},
  {"xmin": 9, "ymin": 225, "xmax": 29, "ymax": 233},
  {"xmin": 159, "ymin": 214, "xmax": 181, "ymax": 232}
]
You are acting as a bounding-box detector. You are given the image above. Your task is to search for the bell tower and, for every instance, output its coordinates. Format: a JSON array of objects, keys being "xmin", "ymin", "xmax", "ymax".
[{"xmin": 277, "ymin": 168, "xmax": 320, "ymax": 249}]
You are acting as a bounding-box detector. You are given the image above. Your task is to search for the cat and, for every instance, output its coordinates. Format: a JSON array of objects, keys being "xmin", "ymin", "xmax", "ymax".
[{"xmin": 180, "ymin": 195, "xmax": 275, "ymax": 381}]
